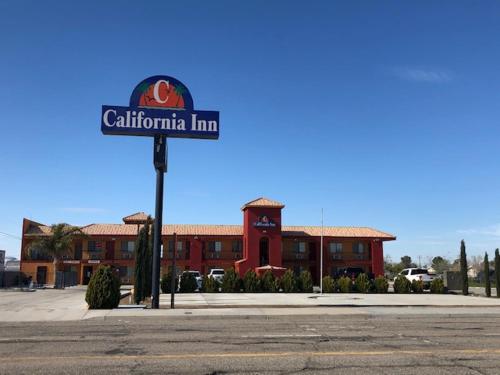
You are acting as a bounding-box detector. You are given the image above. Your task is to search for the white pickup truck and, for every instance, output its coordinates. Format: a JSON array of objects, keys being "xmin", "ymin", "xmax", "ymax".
[{"xmin": 399, "ymin": 268, "xmax": 437, "ymax": 289}]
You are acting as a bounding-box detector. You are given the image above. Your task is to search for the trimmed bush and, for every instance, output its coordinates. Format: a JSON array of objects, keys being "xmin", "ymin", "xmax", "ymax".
[
  {"xmin": 86, "ymin": 265, "xmax": 121, "ymax": 309},
  {"xmin": 411, "ymin": 279, "xmax": 424, "ymax": 293},
  {"xmin": 201, "ymin": 275, "xmax": 219, "ymax": 293},
  {"xmin": 393, "ymin": 275, "xmax": 411, "ymax": 293},
  {"xmin": 179, "ymin": 272, "xmax": 197, "ymax": 293},
  {"xmin": 354, "ymin": 273, "xmax": 371, "ymax": 293},
  {"xmin": 261, "ymin": 271, "xmax": 277, "ymax": 292},
  {"xmin": 338, "ymin": 276, "xmax": 352, "ymax": 293},
  {"xmin": 243, "ymin": 270, "xmax": 261, "ymax": 292},
  {"xmin": 373, "ymin": 276, "xmax": 389, "ymax": 293},
  {"xmin": 281, "ymin": 269, "xmax": 296, "ymax": 293},
  {"xmin": 298, "ymin": 270, "xmax": 313, "ymax": 293},
  {"xmin": 160, "ymin": 270, "xmax": 178, "ymax": 294},
  {"xmin": 221, "ymin": 268, "xmax": 241, "ymax": 292},
  {"xmin": 274, "ymin": 277, "xmax": 282, "ymax": 292},
  {"xmin": 322, "ymin": 276, "xmax": 335, "ymax": 293},
  {"xmin": 430, "ymin": 278, "xmax": 445, "ymax": 294}
]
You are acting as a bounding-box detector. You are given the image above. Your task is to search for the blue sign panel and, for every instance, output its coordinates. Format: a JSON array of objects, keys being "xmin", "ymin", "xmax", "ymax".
[{"xmin": 101, "ymin": 75, "xmax": 219, "ymax": 139}]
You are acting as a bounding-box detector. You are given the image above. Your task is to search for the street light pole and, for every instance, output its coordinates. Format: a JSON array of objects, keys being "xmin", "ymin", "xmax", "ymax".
[
  {"xmin": 320, "ymin": 208, "xmax": 323, "ymax": 294},
  {"xmin": 151, "ymin": 135, "xmax": 167, "ymax": 309}
]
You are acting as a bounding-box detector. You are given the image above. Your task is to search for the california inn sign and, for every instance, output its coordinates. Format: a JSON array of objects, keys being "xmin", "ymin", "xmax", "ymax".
[
  {"xmin": 101, "ymin": 75, "xmax": 219, "ymax": 139},
  {"xmin": 101, "ymin": 75, "xmax": 219, "ymax": 309}
]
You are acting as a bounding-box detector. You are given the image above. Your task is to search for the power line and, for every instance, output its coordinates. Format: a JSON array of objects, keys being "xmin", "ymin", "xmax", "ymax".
[{"xmin": 0, "ymin": 231, "xmax": 21, "ymax": 240}]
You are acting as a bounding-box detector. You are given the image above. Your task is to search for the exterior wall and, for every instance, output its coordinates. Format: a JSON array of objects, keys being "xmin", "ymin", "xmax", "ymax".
[{"xmin": 20, "ymin": 223, "xmax": 388, "ymax": 285}]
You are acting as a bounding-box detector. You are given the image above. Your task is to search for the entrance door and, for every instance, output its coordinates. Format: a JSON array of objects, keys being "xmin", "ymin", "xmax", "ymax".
[
  {"xmin": 36, "ymin": 266, "xmax": 47, "ymax": 285},
  {"xmin": 83, "ymin": 266, "xmax": 93, "ymax": 285},
  {"xmin": 105, "ymin": 241, "xmax": 114, "ymax": 260},
  {"xmin": 259, "ymin": 237, "xmax": 269, "ymax": 266}
]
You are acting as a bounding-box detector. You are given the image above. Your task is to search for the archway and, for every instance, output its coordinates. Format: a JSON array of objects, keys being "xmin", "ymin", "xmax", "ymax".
[{"xmin": 259, "ymin": 237, "xmax": 269, "ymax": 266}]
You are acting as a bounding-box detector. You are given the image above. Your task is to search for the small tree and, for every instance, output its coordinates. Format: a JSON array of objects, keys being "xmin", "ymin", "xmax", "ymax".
[
  {"xmin": 354, "ymin": 273, "xmax": 371, "ymax": 293},
  {"xmin": 160, "ymin": 269, "xmax": 177, "ymax": 294},
  {"xmin": 133, "ymin": 225, "xmax": 147, "ymax": 304},
  {"xmin": 430, "ymin": 278, "xmax": 445, "ymax": 294},
  {"xmin": 85, "ymin": 265, "xmax": 121, "ymax": 309},
  {"xmin": 393, "ymin": 275, "xmax": 411, "ymax": 293},
  {"xmin": 243, "ymin": 269, "xmax": 260, "ymax": 292},
  {"xmin": 460, "ymin": 240, "xmax": 468, "ymax": 295},
  {"xmin": 495, "ymin": 249, "xmax": 500, "ymax": 298},
  {"xmin": 374, "ymin": 276, "xmax": 388, "ymax": 293},
  {"xmin": 411, "ymin": 279, "xmax": 424, "ymax": 293},
  {"xmin": 201, "ymin": 275, "xmax": 219, "ymax": 293},
  {"xmin": 261, "ymin": 271, "xmax": 277, "ymax": 292},
  {"xmin": 179, "ymin": 272, "xmax": 197, "ymax": 293},
  {"xmin": 281, "ymin": 269, "xmax": 296, "ymax": 293},
  {"xmin": 322, "ymin": 276, "xmax": 335, "ymax": 293},
  {"xmin": 484, "ymin": 252, "xmax": 491, "ymax": 297},
  {"xmin": 221, "ymin": 268, "xmax": 241, "ymax": 292},
  {"xmin": 298, "ymin": 270, "xmax": 313, "ymax": 293},
  {"xmin": 337, "ymin": 276, "xmax": 352, "ymax": 293}
]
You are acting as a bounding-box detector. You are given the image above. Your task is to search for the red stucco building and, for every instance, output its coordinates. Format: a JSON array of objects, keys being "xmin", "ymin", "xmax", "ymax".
[{"xmin": 20, "ymin": 197, "xmax": 395, "ymax": 286}]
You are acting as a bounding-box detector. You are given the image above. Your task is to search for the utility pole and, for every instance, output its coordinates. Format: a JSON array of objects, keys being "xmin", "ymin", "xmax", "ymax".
[
  {"xmin": 320, "ymin": 208, "xmax": 324, "ymax": 294},
  {"xmin": 151, "ymin": 135, "xmax": 167, "ymax": 309}
]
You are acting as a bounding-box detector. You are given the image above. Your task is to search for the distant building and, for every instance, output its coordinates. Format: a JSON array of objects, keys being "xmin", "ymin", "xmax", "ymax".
[{"xmin": 20, "ymin": 197, "xmax": 396, "ymax": 286}]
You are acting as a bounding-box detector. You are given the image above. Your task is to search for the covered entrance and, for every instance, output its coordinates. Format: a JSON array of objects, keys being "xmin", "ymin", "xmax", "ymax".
[{"xmin": 259, "ymin": 237, "xmax": 269, "ymax": 266}]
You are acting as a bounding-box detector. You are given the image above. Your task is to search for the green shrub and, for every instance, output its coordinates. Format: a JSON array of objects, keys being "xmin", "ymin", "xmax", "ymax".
[
  {"xmin": 201, "ymin": 275, "xmax": 219, "ymax": 293},
  {"xmin": 373, "ymin": 276, "xmax": 389, "ymax": 293},
  {"xmin": 261, "ymin": 271, "xmax": 277, "ymax": 292},
  {"xmin": 298, "ymin": 270, "xmax": 313, "ymax": 293},
  {"xmin": 274, "ymin": 277, "xmax": 282, "ymax": 292},
  {"xmin": 322, "ymin": 276, "xmax": 335, "ymax": 293},
  {"xmin": 160, "ymin": 270, "xmax": 178, "ymax": 294},
  {"xmin": 430, "ymin": 278, "xmax": 445, "ymax": 294},
  {"xmin": 338, "ymin": 276, "xmax": 352, "ymax": 293},
  {"xmin": 243, "ymin": 270, "xmax": 261, "ymax": 292},
  {"xmin": 393, "ymin": 275, "xmax": 411, "ymax": 293},
  {"xmin": 354, "ymin": 273, "xmax": 371, "ymax": 293},
  {"xmin": 281, "ymin": 269, "xmax": 296, "ymax": 293},
  {"xmin": 221, "ymin": 268, "xmax": 241, "ymax": 292},
  {"xmin": 411, "ymin": 279, "xmax": 424, "ymax": 293},
  {"xmin": 85, "ymin": 265, "xmax": 121, "ymax": 309},
  {"xmin": 179, "ymin": 272, "xmax": 197, "ymax": 293}
]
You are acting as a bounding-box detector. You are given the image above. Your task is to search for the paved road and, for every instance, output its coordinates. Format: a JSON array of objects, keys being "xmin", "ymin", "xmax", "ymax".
[{"xmin": 1, "ymin": 313, "xmax": 500, "ymax": 374}]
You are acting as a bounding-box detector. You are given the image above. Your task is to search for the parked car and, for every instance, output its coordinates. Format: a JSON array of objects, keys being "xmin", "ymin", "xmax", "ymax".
[
  {"xmin": 399, "ymin": 268, "xmax": 436, "ymax": 289},
  {"xmin": 178, "ymin": 270, "xmax": 203, "ymax": 291},
  {"xmin": 208, "ymin": 268, "xmax": 225, "ymax": 283}
]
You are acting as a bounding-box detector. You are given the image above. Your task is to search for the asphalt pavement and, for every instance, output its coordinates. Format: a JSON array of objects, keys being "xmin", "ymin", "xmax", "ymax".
[{"xmin": 1, "ymin": 313, "xmax": 500, "ymax": 374}]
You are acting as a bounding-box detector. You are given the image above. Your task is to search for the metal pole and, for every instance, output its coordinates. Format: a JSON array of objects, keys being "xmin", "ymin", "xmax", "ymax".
[
  {"xmin": 320, "ymin": 208, "xmax": 324, "ymax": 294},
  {"xmin": 151, "ymin": 136, "xmax": 166, "ymax": 309},
  {"xmin": 170, "ymin": 232, "xmax": 177, "ymax": 309}
]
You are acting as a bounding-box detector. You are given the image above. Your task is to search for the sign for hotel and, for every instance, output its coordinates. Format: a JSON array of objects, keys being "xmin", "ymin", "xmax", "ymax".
[
  {"xmin": 254, "ymin": 215, "xmax": 276, "ymax": 228},
  {"xmin": 101, "ymin": 75, "xmax": 219, "ymax": 139}
]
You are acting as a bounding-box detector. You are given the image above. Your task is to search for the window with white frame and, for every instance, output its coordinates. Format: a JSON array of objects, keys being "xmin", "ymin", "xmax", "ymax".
[
  {"xmin": 294, "ymin": 241, "xmax": 306, "ymax": 253},
  {"xmin": 329, "ymin": 243, "xmax": 343, "ymax": 254},
  {"xmin": 121, "ymin": 240, "xmax": 135, "ymax": 252},
  {"xmin": 353, "ymin": 243, "xmax": 364, "ymax": 254}
]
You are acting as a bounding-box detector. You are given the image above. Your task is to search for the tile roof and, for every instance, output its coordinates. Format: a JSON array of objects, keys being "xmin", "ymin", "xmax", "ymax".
[
  {"xmin": 24, "ymin": 222, "xmax": 395, "ymax": 240},
  {"xmin": 122, "ymin": 212, "xmax": 150, "ymax": 223},
  {"xmin": 241, "ymin": 197, "xmax": 285, "ymax": 210}
]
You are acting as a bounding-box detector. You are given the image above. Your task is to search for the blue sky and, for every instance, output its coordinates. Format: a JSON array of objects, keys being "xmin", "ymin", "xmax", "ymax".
[{"xmin": 1, "ymin": 1, "xmax": 500, "ymax": 263}]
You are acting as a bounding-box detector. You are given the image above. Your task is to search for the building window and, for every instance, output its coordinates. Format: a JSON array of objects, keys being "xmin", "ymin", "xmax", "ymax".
[
  {"xmin": 353, "ymin": 243, "xmax": 364, "ymax": 254},
  {"xmin": 121, "ymin": 241, "xmax": 135, "ymax": 252},
  {"xmin": 207, "ymin": 241, "xmax": 222, "ymax": 252},
  {"xmin": 294, "ymin": 242, "xmax": 306, "ymax": 253},
  {"xmin": 88, "ymin": 241, "xmax": 101, "ymax": 252},
  {"xmin": 176, "ymin": 241, "xmax": 183, "ymax": 251},
  {"xmin": 232, "ymin": 240, "xmax": 242, "ymax": 252},
  {"xmin": 329, "ymin": 243, "xmax": 343, "ymax": 253}
]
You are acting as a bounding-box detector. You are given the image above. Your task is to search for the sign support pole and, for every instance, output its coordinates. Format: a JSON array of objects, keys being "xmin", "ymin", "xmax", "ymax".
[
  {"xmin": 151, "ymin": 136, "xmax": 167, "ymax": 309},
  {"xmin": 170, "ymin": 232, "xmax": 177, "ymax": 309}
]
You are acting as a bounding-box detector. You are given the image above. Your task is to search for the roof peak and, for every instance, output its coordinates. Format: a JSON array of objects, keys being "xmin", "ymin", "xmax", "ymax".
[
  {"xmin": 241, "ymin": 197, "xmax": 285, "ymax": 210},
  {"xmin": 122, "ymin": 212, "xmax": 151, "ymax": 223}
]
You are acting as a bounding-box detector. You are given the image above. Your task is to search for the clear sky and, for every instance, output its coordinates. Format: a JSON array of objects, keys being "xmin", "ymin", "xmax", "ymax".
[{"xmin": 1, "ymin": 1, "xmax": 500, "ymax": 264}]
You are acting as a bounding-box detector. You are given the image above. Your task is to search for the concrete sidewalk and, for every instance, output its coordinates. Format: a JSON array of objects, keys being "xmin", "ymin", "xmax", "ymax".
[{"xmin": 2, "ymin": 288, "xmax": 500, "ymax": 322}]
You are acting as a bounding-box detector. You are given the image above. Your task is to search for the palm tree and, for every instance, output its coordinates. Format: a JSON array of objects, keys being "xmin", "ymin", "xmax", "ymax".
[
  {"xmin": 28, "ymin": 223, "xmax": 86, "ymax": 288},
  {"xmin": 174, "ymin": 84, "xmax": 186, "ymax": 107}
]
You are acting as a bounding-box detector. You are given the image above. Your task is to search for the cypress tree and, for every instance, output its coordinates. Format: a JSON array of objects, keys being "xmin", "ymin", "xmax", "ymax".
[
  {"xmin": 484, "ymin": 252, "xmax": 491, "ymax": 297},
  {"xmin": 134, "ymin": 225, "xmax": 146, "ymax": 304},
  {"xmin": 495, "ymin": 248, "xmax": 500, "ymax": 298},
  {"xmin": 460, "ymin": 240, "xmax": 468, "ymax": 296}
]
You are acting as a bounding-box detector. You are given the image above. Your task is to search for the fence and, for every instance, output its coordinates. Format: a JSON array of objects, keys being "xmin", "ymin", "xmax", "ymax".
[
  {"xmin": 0, "ymin": 271, "xmax": 29, "ymax": 288},
  {"xmin": 55, "ymin": 271, "xmax": 78, "ymax": 289}
]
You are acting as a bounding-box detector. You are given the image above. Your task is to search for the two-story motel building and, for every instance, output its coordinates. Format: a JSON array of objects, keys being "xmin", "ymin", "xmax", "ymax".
[{"xmin": 20, "ymin": 198, "xmax": 396, "ymax": 286}]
